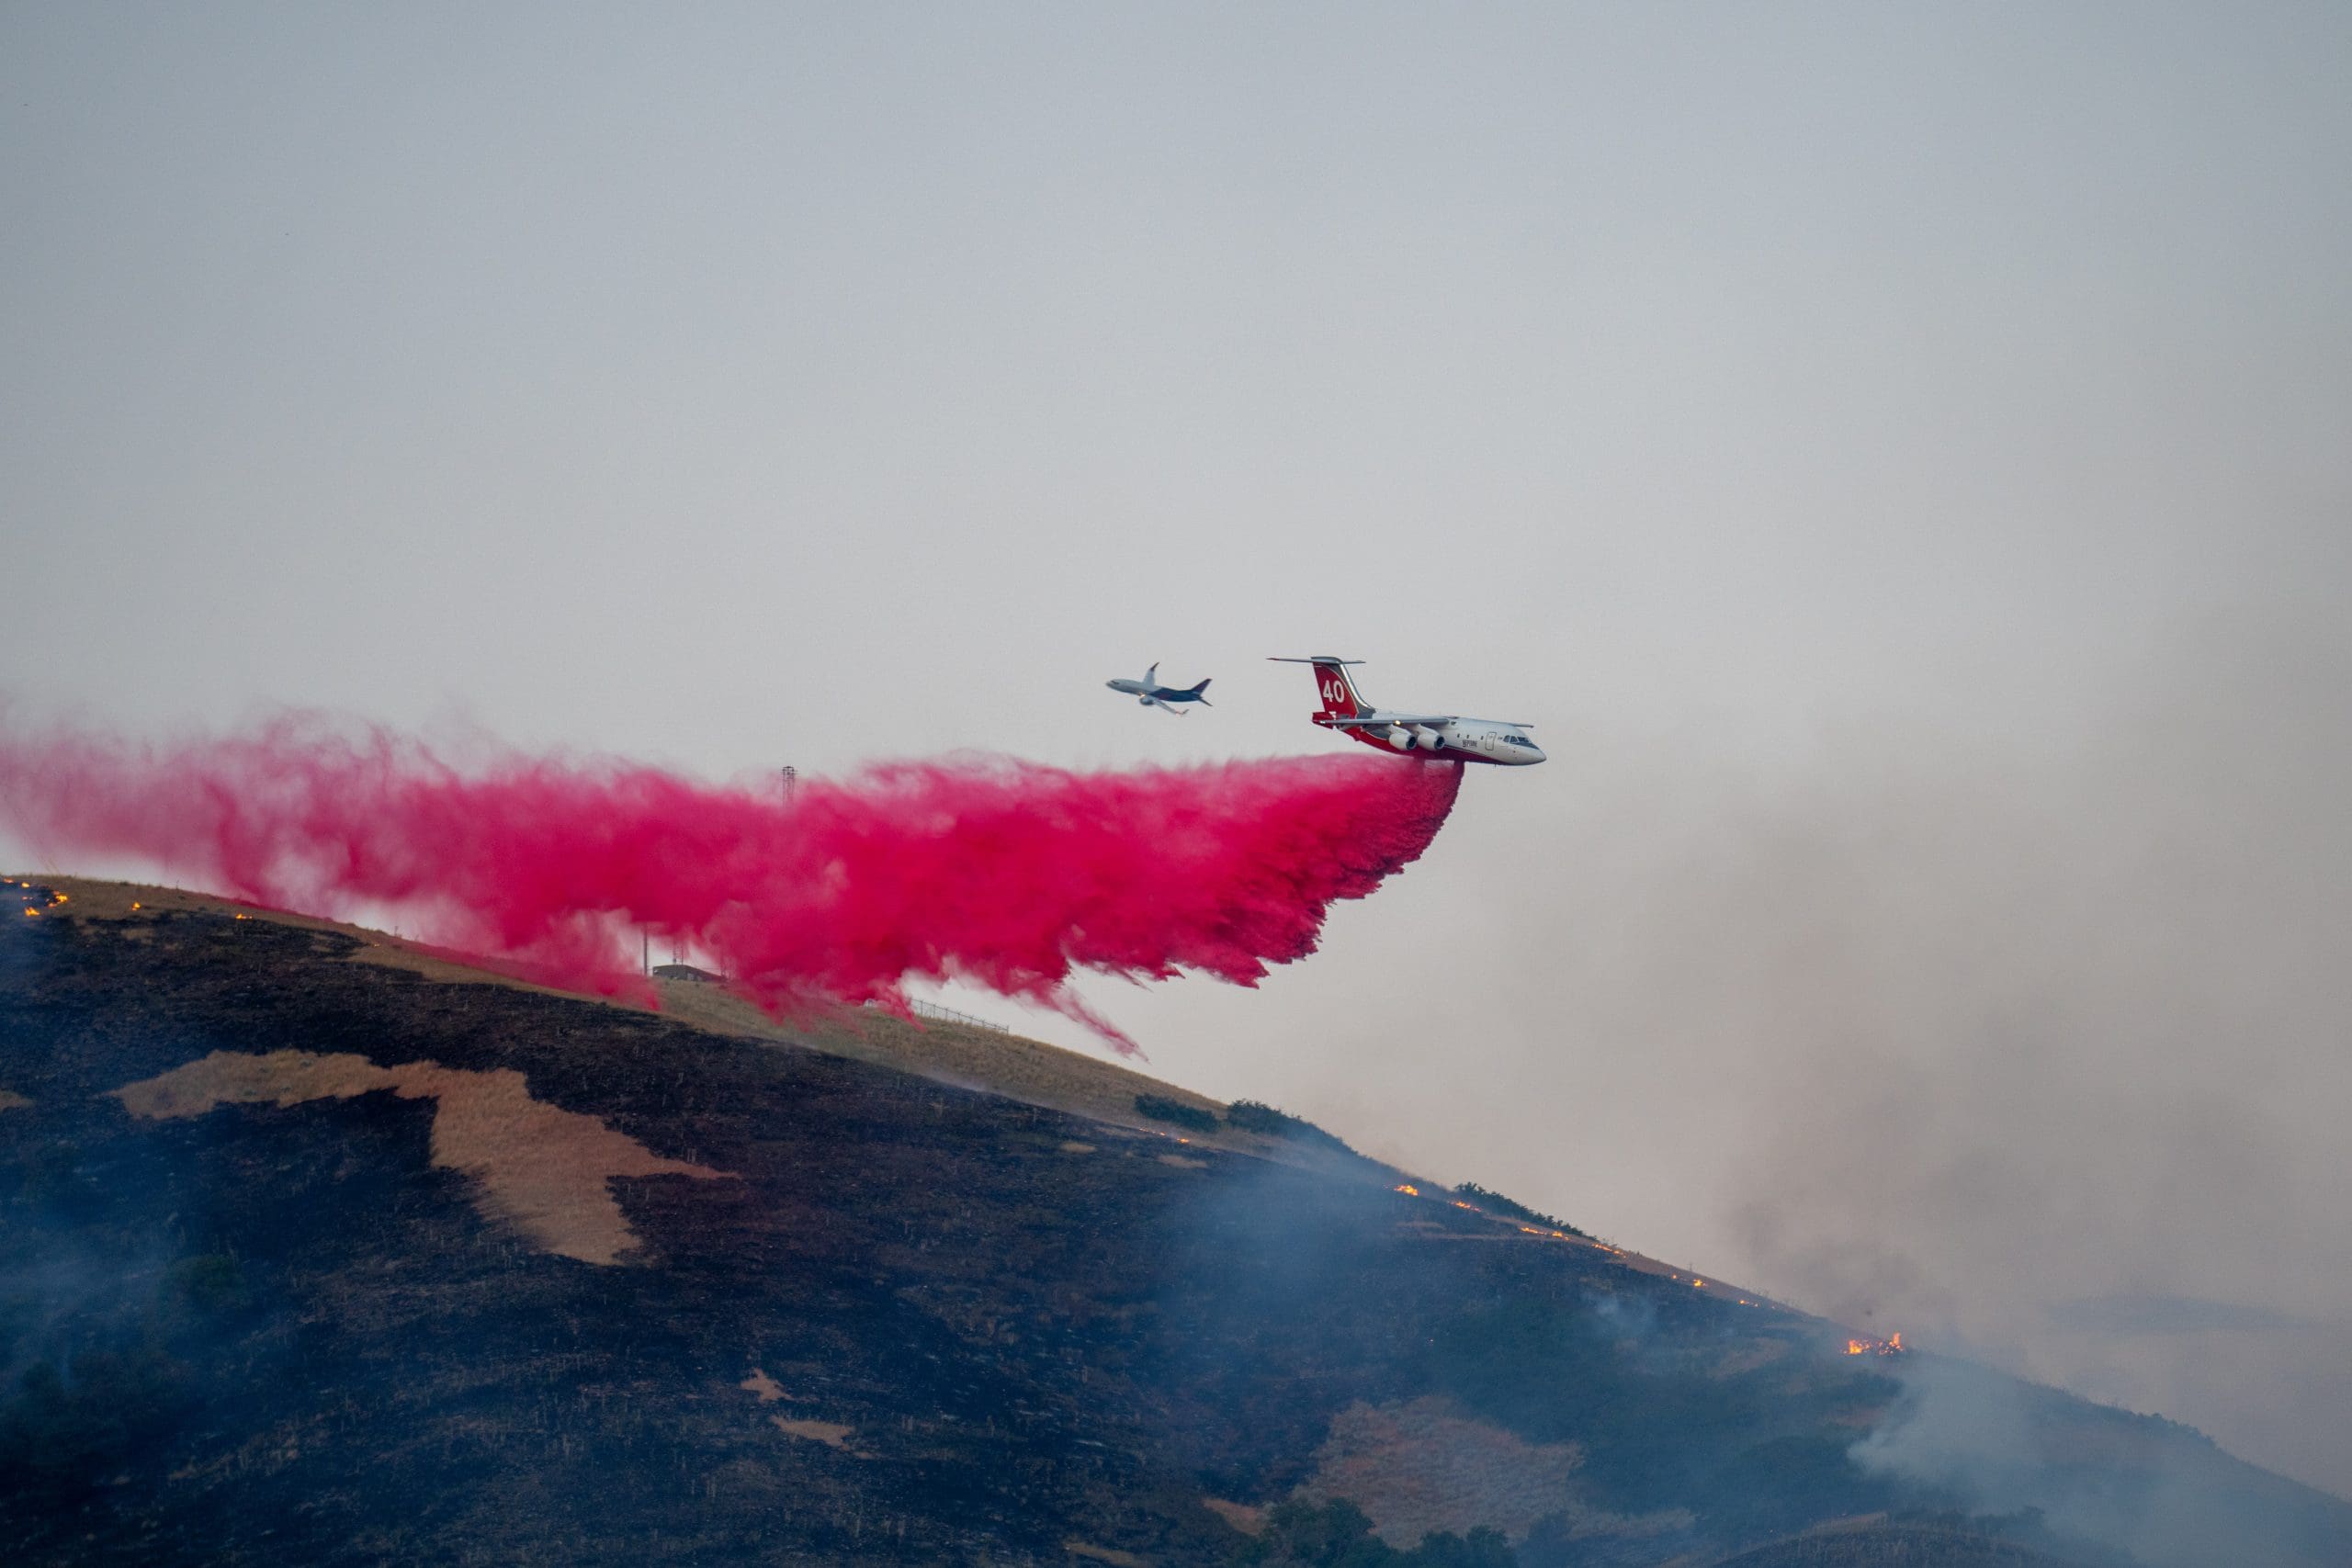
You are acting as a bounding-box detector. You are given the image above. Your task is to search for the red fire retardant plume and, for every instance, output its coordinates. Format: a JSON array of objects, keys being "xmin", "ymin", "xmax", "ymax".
[{"xmin": 0, "ymin": 716, "xmax": 1463, "ymax": 1052}]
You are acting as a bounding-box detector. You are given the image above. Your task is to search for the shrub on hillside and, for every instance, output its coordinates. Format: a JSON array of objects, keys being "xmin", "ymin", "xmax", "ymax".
[
  {"xmin": 1134, "ymin": 1094, "xmax": 1217, "ymax": 1133},
  {"xmin": 1453, "ymin": 1182, "xmax": 1585, "ymax": 1238},
  {"xmin": 1223, "ymin": 1100, "xmax": 1356, "ymax": 1155},
  {"xmin": 165, "ymin": 1253, "xmax": 249, "ymax": 1314},
  {"xmin": 1231, "ymin": 1498, "xmax": 1516, "ymax": 1567},
  {"xmin": 0, "ymin": 1342, "xmax": 194, "ymax": 1500}
]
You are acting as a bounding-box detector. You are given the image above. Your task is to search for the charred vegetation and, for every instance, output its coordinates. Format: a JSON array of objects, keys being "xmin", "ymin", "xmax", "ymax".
[{"xmin": 1, "ymin": 886, "xmax": 2345, "ymax": 1566}]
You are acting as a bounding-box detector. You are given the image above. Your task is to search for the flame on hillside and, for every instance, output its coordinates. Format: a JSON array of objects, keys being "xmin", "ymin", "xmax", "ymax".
[{"xmin": 1845, "ymin": 1332, "xmax": 1905, "ymax": 1356}]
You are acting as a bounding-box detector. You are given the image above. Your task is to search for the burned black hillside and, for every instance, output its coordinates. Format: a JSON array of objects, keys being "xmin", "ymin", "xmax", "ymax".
[{"xmin": 2, "ymin": 886, "xmax": 2346, "ymax": 1567}]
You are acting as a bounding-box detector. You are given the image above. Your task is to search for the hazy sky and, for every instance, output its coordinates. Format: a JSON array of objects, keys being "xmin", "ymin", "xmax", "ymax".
[{"xmin": 6, "ymin": 3, "xmax": 2350, "ymax": 1498}]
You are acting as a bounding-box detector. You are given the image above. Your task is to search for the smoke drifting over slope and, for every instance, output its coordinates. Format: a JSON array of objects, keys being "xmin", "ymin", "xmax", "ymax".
[
  {"xmin": 1442, "ymin": 609, "xmax": 2352, "ymax": 1500},
  {"xmin": 0, "ymin": 715, "xmax": 1462, "ymax": 1050}
]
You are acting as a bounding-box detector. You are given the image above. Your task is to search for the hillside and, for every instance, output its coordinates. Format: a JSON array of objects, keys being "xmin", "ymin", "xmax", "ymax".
[
  {"xmin": 1705, "ymin": 1520, "xmax": 2087, "ymax": 1567},
  {"xmin": 4, "ymin": 877, "xmax": 2346, "ymax": 1566}
]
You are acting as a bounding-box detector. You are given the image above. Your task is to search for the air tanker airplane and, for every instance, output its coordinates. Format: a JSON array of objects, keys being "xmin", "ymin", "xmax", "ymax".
[
  {"xmin": 1104, "ymin": 662, "xmax": 1214, "ymax": 715},
  {"xmin": 1271, "ymin": 656, "xmax": 1545, "ymax": 765}
]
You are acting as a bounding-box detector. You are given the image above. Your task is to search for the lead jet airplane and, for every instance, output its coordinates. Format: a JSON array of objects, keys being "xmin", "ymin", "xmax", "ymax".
[
  {"xmin": 1105, "ymin": 662, "xmax": 1214, "ymax": 716},
  {"xmin": 1270, "ymin": 655, "xmax": 1544, "ymax": 765}
]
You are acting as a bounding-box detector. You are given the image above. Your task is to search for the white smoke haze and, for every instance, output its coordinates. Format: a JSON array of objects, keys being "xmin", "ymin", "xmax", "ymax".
[
  {"xmin": 1017, "ymin": 595, "xmax": 2352, "ymax": 1507},
  {"xmin": 921, "ymin": 594, "xmax": 2352, "ymax": 1509},
  {"xmin": 6, "ymin": 0, "xmax": 2351, "ymax": 1518},
  {"xmin": 1853, "ymin": 1352, "xmax": 2333, "ymax": 1568},
  {"xmin": 1530, "ymin": 606, "xmax": 2352, "ymax": 1497}
]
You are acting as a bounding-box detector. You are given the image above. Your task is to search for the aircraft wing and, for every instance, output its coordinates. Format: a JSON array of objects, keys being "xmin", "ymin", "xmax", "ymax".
[
  {"xmin": 1326, "ymin": 713, "xmax": 1454, "ymax": 728},
  {"xmin": 1326, "ymin": 713, "xmax": 1534, "ymax": 729}
]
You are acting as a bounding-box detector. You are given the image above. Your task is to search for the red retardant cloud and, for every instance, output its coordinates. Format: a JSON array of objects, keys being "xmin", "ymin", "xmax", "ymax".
[{"xmin": 0, "ymin": 716, "xmax": 1463, "ymax": 1051}]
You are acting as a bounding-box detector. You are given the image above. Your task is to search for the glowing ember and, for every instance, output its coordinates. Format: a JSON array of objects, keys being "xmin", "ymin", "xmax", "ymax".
[
  {"xmin": 1845, "ymin": 1332, "xmax": 1905, "ymax": 1357},
  {"xmin": 1394, "ymin": 1184, "xmax": 1420, "ymax": 1197}
]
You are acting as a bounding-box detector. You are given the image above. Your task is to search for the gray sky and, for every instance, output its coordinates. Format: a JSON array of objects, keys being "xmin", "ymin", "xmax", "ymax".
[{"xmin": 6, "ymin": 2, "xmax": 2350, "ymax": 1498}]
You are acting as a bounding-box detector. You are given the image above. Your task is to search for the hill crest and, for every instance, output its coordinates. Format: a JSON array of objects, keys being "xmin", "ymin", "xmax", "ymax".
[{"xmin": 5, "ymin": 874, "xmax": 2346, "ymax": 1567}]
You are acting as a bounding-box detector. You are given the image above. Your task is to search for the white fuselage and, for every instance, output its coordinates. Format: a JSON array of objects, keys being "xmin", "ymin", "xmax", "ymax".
[
  {"xmin": 1104, "ymin": 666, "xmax": 1210, "ymax": 714},
  {"xmin": 1316, "ymin": 711, "xmax": 1546, "ymax": 765},
  {"xmin": 1274, "ymin": 655, "xmax": 1545, "ymax": 766}
]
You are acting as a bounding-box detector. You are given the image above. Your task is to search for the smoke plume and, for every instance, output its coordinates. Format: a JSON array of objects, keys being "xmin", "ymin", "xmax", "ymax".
[{"xmin": 0, "ymin": 715, "xmax": 1463, "ymax": 1051}]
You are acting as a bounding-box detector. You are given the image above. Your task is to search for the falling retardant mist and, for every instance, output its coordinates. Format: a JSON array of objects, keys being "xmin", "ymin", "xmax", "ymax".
[{"xmin": 0, "ymin": 713, "xmax": 1464, "ymax": 1051}]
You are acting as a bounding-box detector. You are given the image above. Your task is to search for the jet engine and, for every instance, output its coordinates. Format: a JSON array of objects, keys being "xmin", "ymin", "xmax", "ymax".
[
  {"xmin": 1408, "ymin": 726, "xmax": 1443, "ymax": 751},
  {"xmin": 1387, "ymin": 727, "xmax": 1417, "ymax": 750}
]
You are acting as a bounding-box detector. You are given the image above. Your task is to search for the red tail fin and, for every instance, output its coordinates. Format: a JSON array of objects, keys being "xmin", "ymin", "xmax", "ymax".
[{"xmin": 1310, "ymin": 660, "xmax": 1367, "ymax": 718}]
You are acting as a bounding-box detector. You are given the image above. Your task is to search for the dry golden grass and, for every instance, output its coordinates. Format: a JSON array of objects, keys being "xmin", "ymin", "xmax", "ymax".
[
  {"xmin": 1295, "ymin": 1395, "xmax": 1589, "ymax": 1547},
  {"xmin": 20, "ymin": 876, "xmax": 647, "ymax": 1004},
  {"xmin": 20, "ymin": 875, "xmax": 1764, "ymax": 1293},
  {"xmin": 25, "ymin": 875, "xmax": 1250, "ymax": 1144},
  {"xmin": 1292, "ymin": 1397, "xmax": 1700, "ymax": 1551},
  {"xmin": 1200, "ymin": 1498, "xmax": 1265, "ymax": 1537},
  {"xmin": 1060, "ymin": 1541, "xmax": 1147, "ymax": 1567},
  {"xmin": 770, "ymin": 1416, "xmax": 860, "ymax": 1451},
  {"xmin": 656, "ymin": 980, "xmax": 1263, "ymax": 1153},
  {"xmin": 111, "ymin": 1049, "xmax": 730, "ymax": 1266}
]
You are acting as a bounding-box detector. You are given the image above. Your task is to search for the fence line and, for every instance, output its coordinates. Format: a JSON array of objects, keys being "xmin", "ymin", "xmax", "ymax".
[{"xmin": 864, "ymin": 998, "xmax": 1012, "ymax": 1034}]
